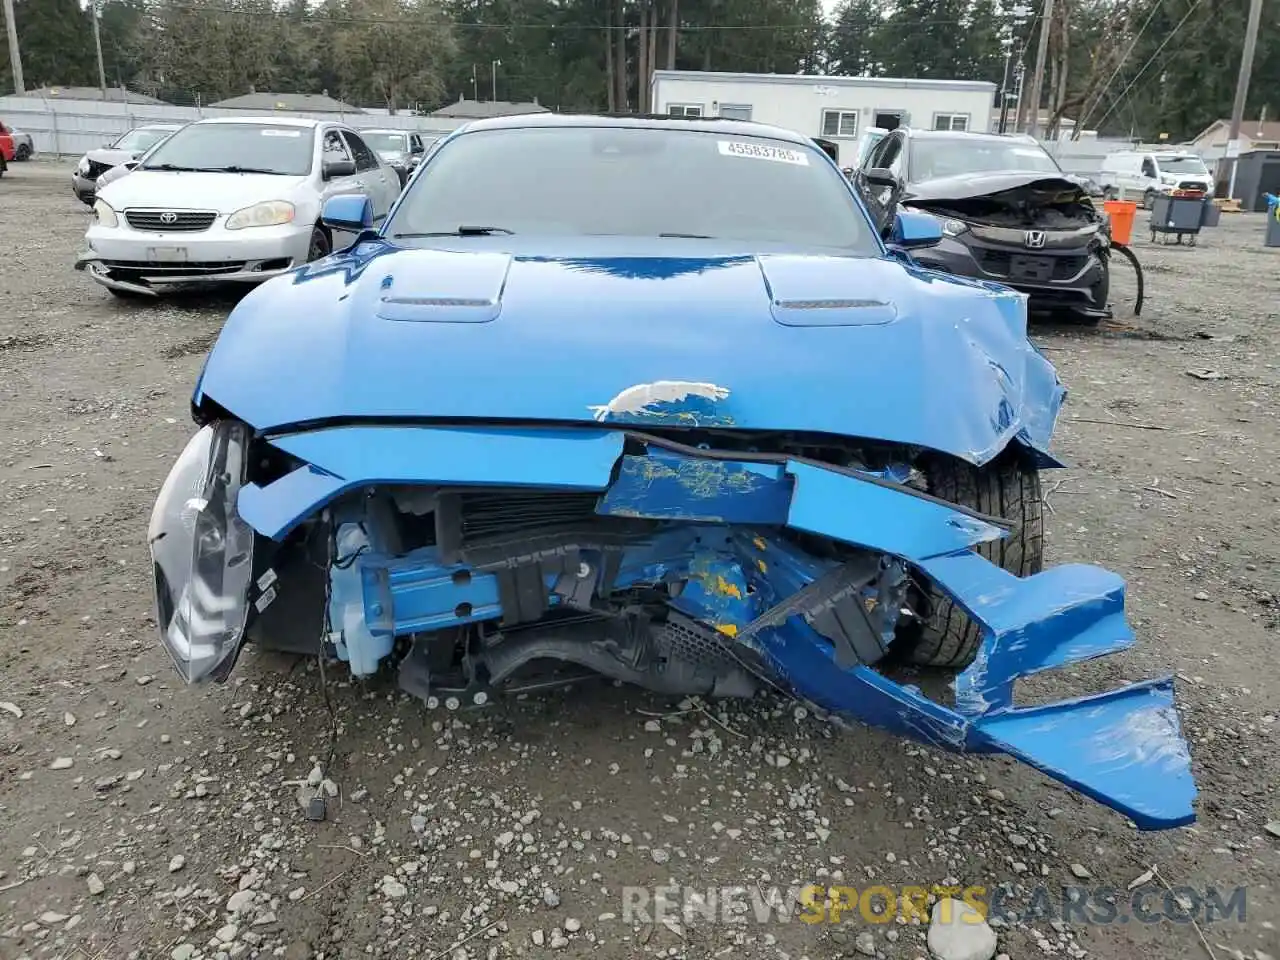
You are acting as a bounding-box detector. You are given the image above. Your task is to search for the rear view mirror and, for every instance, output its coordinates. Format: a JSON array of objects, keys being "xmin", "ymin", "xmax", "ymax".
[
  {"xmin": 322, "ymin": 158, "xmax": 357, "ymax": 180},
  {"xmin": 889, "ymin": 210, "xmax": 943, "ymax": 250},
  {"xmin": 862, "ymin": 167, "xmax": 900, "ymax": 189},
  {"xmin": 321, "ymin": 194, "xmax": 374, "ymax": 236}
]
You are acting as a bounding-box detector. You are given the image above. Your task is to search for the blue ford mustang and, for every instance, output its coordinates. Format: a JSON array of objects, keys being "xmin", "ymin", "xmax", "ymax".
[{"xmin": 149, "ymin": 114, "xmax": 1196, "ymax": 829}]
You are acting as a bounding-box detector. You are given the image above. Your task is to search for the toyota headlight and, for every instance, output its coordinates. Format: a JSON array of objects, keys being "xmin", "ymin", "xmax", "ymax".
[
  {"xmin": 93, "ymin": 199, "xmax": 118, "ymax": 228},
  {"xmin": 941, "ymin": 218, "xmax": 969, "ymax": 237},
  {"xmin": 77, "ymin": 156, "xmax": 90, "ymax": 174},
  {"xmin": 148, "ymin": 421, "xmax": 255, "ymax": 684},
  {"xmin": 225, "ymin": 200, "xmax": 296, "ymax": 230}
]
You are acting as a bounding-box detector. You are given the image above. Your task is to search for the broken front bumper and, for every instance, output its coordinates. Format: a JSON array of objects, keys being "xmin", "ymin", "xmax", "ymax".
[
  {"xmin": 912, "ymin": 234, "xmax": 1107, "ymax": 314},
  {"xmin": 150, "ymin": 423, "xmax": 1197, "ymax": 830}
]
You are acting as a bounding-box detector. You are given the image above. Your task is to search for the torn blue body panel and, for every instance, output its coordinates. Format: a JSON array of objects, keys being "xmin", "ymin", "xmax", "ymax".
[{"xmin": 237, "ymin": 424, "xmax": 1195, "ymax": 830}]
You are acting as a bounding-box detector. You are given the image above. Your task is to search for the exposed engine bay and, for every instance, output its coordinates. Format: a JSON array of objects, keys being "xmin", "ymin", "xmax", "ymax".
[
  {"xmin": 243, "ymin": 428, "xmax": 932, "ymax": 708},
  {"xmin": 907, "ymin": 174, "xmax": 1105, "ymax": 231}
]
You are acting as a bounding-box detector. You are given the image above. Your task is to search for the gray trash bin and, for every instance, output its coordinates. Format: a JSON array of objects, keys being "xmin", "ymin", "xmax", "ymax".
[{"xmin": 1201, "ymin": 199, "xmax": 1221, "ymax": 228}]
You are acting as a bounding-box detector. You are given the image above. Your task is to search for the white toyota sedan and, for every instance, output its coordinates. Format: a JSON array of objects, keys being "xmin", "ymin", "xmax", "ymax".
[{"xmin": 75, "ymin": 116, "xmax": 402, "ymax": 298}]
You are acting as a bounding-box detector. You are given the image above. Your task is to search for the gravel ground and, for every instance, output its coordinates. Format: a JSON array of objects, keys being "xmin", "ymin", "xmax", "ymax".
[{"xmin": 0, "ymin": 161, "xmax": 1277, "ymax": 960}]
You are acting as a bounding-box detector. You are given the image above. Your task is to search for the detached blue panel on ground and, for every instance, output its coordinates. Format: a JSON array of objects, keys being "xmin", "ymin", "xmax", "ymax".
[{"xmin": 970, "ymin": 678, "xmax": 1196, "ymax": 830}]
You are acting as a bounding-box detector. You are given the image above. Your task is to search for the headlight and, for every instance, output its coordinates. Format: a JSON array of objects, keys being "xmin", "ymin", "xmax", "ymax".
[
  {"xmin": 77, "ymin": 157, "xmax": 89, "ymax": 174},
  {"xmin": 148, "ymin": 421, "xmax": 255, "ymax": 684},
  {"xmin": 941, "ymin": 218, "xmax": 969, "ymax": 237},
  {"xmin": 225, "ymin": 200, "xmax": 296, "ymax": 230},
  {"xmin": 93, "ymin": 199, "xmax": 118, "ymax": 228}
]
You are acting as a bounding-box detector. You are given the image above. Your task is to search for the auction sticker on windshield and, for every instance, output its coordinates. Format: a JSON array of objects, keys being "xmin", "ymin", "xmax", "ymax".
[
  {"xmin": 718, "ymin": 141, "xmax": 810, "ymax": 165},
  {"xmin": 261, "ymin": 129, "xmax": 303, "ymax": 137}
]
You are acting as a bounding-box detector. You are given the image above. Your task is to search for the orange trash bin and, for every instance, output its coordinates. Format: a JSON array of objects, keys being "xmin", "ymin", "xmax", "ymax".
[{"xmin": 1102, "ymin": 199, "xmax": 1137, "ymax": 245}]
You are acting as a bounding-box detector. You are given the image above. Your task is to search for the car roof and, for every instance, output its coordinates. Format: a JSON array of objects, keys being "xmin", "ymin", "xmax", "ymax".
[
  {"xmin": 452, "ymin": 112, "xmax": 815, "ymax": 146},
  {"xmin": 361, "ymin": 128, "xmax": 412, "ymax": 135},
  {"xmin": 135, "ymin": 123, "xmax": 183, "ymax": 131},
  {"xmin": 903, "ymin": 129, "xmax": 1041, "ymax": 147},
  {"xmin": 190, "ymin": 116, "xmax": 325, "ymax": 129}
]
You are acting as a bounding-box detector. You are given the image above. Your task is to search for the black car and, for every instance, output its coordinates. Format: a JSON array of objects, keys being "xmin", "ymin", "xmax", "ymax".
[{"xmin": 855, "ymin": 129, "xmax": 1110, "ymax": 321}]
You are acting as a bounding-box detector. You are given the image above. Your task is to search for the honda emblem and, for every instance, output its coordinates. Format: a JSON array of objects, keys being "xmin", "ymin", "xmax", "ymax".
[
  {"xmin": 1024, "ymin": 230, "xmax": 1046, "ymax": 249},
  {"xmin": 159, "ymin": 212, "xmax": 178, "ymax": 224}
]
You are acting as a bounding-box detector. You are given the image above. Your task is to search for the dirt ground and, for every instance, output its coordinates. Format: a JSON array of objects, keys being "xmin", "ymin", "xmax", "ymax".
[{"xmin": 0, "ymin": 161, "xmax": 1276, "ymax": 960}]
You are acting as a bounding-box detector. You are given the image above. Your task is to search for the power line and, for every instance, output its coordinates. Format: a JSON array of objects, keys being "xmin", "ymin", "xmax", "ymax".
[
  {"xmin": 142, "ymin": 1, "xmax": 982, "ymax": 30},
  {"xmin": 1075, "ymin": 0, "xmax": 1171, "ymax": 131},
  {"xmin": 1090, "ymin": 0, "xmax": 1207, "ymax": 132}
]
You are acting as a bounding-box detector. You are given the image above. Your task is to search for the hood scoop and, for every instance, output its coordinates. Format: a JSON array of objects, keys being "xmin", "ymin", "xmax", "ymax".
[
  {"xmin": 758, "ymin": 255, "xmax": 899, "ymax": 327},
  {"xmin": 375, "ymin": 249, "xmax": 512, "ymax": 323}
]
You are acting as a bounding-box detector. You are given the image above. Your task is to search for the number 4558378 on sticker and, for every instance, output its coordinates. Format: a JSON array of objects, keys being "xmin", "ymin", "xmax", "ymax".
[{"xmin": 717, "ymin": 140, "xmax": 810, "ymax": 166}]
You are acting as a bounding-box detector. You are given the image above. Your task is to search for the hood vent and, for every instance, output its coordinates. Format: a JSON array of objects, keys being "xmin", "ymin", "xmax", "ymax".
[{"xmin": 375, "ymin": 249, "xmax": 512, "ymax": 323}]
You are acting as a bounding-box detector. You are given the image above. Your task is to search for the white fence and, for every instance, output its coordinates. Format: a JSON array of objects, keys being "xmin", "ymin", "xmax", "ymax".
[{"xmin": 0, "ymin": 95, "xmax": 467, "ymax": 158}]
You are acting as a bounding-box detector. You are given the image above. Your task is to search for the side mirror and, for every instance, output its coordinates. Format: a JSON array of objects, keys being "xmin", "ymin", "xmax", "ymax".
[
  {"xmin": 322, "ymin": 158, "xmax": 357, "ymax": 180},
  {"xmin": 888, "ymin": 210, "xmax": 943, "ymax": 250},
  {"xmin": 862, "ymin": 166, "xmax": 900, "ymax": 189},
  {"xmin": 321, "ymin": 194, "xmax": 374, "ymax": 235}
]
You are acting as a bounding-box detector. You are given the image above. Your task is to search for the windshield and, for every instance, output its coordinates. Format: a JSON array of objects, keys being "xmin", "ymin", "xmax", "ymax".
[
  {"xmin": 1157, "ymin": 156, "xmax": 1208, "ymax": 174},
  {"xmin": 909, "ymin": 138, "xmax": 1061, "ymax": 181},
  {"xmin": 387, "ymin": 126, "xmax": 877, "ymax": 252},
  {"xmin": 365, "ymin": 132, "xmax": 409, "ymax": 155},
  {"xmin": 141, "ymin": 123, "xmax": 314, "ymax": 175},
  {"xmin": 113, "ymin": 128, "xmax": 173, "ymax": 153}
]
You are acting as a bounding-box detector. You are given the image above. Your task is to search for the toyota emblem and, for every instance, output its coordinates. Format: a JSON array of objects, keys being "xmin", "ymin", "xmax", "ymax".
[
  {"xmin": 159, "ymin": 212, "xmax": 178, "ymax": 224},
  {"xmin": 1024, "ymin": 230, "xmax": 1046, "ymax": 249}
]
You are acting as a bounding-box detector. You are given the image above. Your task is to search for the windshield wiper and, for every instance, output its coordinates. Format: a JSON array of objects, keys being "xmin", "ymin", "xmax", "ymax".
[
  {"xmin": 393, "ymin": 226, "xmax": 515, "ymax": 238},
  {"xmin": 141, "ymin": 163, "xmax": 287, "ymax": 175},
  {"xmin": 658, "ymin": 232, "xmax": 716, "ymax": 239},
  {"xmin": 209, "ymin": 165, "xmax": 289, "ymax": 175}
]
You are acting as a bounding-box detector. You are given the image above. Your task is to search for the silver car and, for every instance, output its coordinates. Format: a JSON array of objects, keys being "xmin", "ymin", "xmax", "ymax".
[
  {"xmin": 75, "ymin": 116, "xmax": 402, "ymax": 298},
  {"xmin": 72, "ymin": 124, "xmax": 183, "ymax": 204},
  {"xmin": 361, "ymin": 129, "xmax": 431, "ymax": 187}
]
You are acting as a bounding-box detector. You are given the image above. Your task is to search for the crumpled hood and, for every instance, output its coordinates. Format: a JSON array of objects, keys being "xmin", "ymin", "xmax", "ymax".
[
  {"xmin": 195, "ymin": 239, "xmax": 1066, "ymax": 467},
  {"xmin": 84, "ymin": 148, "xmax": 139, "ymax": 168},
  {"xmin": 907, "ymin": 172, "xmax": 1085, "ymax": 204},
  {"xmin": 97, "ymin": 170, "xmax": 310, "ymax": 213}
]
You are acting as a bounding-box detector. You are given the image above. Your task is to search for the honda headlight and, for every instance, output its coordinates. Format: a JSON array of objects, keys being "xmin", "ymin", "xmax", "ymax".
[
  {"xmin": 148, "ymin": 421, "xmax": 255, "ymax": 684},
  {"xmin": 225, "ymin": 200, "xmax": 296, "ymax": 230},
  {"xmin": 93, "ymin": 199, "xmax": 118, "ymax": 228}
]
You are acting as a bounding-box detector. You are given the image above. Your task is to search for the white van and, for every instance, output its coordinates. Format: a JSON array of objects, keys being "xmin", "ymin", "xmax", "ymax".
[{"xmin": 1099, "ymin": 150, "xmax": 1214, "ymax": 207}]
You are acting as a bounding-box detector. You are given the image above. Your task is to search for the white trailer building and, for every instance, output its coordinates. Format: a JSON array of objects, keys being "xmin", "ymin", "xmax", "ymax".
[{"xmin": 649, "ymin": 70, "xmax": 997, "ymax": 168}]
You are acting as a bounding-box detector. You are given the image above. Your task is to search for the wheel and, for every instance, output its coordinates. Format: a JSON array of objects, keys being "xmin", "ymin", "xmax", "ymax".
[
  {"xmin": 15, "ymin": 142, "xmax": 31, "ymax": 161},
  {"xmin": 899, "ymin": 455, "xmax": 1044, "ymax": 668},
  {"xmin": 1143, "ymin": 189, "xmax": 1156, "ymax": 210},
  {"xmin": 307, "ymin": 225, "xmax": 331, "ymax": 262}
]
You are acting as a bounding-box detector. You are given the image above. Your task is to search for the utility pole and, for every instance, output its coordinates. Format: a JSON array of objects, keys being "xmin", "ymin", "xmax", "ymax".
[
  {"xmin": 3, "ymin": 0, "xmax": 23, "ymax": 95},
  {"xmin": 91, "ymin": 0, "xmax": 107, "ymax": 98},
  {"xmin": 1222, "ymin": 0, "xmax": 1264, "ymax": 199},
  {"xmin": 1022, "ymin": 0, "xmax": 1054, "ymax": 138}
]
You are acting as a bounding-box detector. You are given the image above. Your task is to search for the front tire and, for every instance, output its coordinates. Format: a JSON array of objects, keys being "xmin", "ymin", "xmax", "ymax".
[
  {"xmin": 307, "ymin": 225, "xmax": 331, "ymax": 263},
  {"xmin": 1143, "ymin": 188, "xmax": 1156, "ymax": 210},
  {"xmin": 901, "ymin": 454, "xmax": 1044, "ymax": 669},
  {"xmin": 16, "ymin": 143, "xmax": 31, "ymax": 161}
]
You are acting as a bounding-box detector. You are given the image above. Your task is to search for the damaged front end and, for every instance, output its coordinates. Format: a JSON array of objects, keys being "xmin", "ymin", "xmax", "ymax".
[
  {"xmin": 149, "ymin": 418, "xmax": 1196, "ymax": 831},
  {"xmin": 904, "ymin": 174, "xmax": 1111, "ymax": 318}
]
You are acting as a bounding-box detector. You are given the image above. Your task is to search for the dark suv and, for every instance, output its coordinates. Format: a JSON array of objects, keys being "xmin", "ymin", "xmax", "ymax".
[{"xmin": 855, "ymin": 129, "xmax": 1110, "ymax": 320}]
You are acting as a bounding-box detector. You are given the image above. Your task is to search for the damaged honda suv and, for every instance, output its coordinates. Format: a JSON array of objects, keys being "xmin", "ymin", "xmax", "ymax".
[
  {"xmin": 150, "ymin": 114, "xmax": 1194, "ymax": 830},
  {"xmin": 856, "ymin": 129, "xmax": 1109, "ymax": 321}
]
